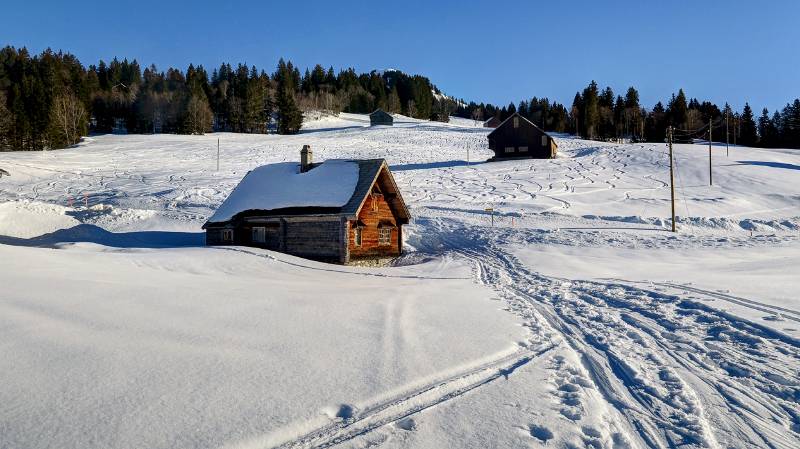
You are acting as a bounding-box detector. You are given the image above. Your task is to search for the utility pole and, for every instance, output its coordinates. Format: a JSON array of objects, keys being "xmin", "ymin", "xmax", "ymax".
[
  {"xmin": 668, "ymin": 126, "xmax": 676, "ymax": 233},
  {"xmin": 708, "ymin": 119, "xmax": 713, "ymax": 186},
  {"xmin": 217, "ymin": 138, "xmax": 220, "ymax": 171}
]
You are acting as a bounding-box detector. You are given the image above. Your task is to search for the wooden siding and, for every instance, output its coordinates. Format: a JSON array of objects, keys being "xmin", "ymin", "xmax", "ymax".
[
  {"xmin": 348, "ymin": 189, "xmax": 401, "ymax": 259},
  {"xmin": 487, "ymin": 113, "xmax": 556, "ymax": 160},
  {"xmin": 206, "ymin": 217, "xmax": 344, "ymax": 262},
  {"xmin": 283, "ymin": 219, "xmax": 343, "ymax": 261}
]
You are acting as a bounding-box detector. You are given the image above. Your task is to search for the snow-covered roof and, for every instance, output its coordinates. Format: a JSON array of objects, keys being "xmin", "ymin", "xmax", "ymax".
[
  {"xmin": 370, "ymin": 109, "xmax": 392, "ymax": 117},
  {"xmin": 207, "ymin": 160, "xmax": 359, "ymax": 223}
]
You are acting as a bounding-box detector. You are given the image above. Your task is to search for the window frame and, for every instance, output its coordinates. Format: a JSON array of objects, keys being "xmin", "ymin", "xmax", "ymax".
[
  {"xmin": 541, "ymin": 135, "xmax": 548, "ymax": 147},
  {"xmin": 513, "ymin": 116, "xmax": 519, "ymax": 128},
  {"xmin": 354, "ymin": 226, "xmax": 363, "ymax": 247},
  {"xmin": 504, "ymin": 146, "xmax": 515, "ymax": 153},
  {"xmin": 222, "ymin": 229, "xmax": 234, "ymax": 242},
  {"xmin": 518, "ymin": 146, "xmax": 528, "ymax": 152},
  {"xmin": 378, "ymin": 227, "xmax": 392, "ymax": 246},
  {"xmin": 252, "ymin": 227, "xmax": 266, "ymax": 243}
]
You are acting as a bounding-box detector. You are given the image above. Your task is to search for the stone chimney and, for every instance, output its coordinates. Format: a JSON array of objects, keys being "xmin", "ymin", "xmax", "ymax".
[{"xmin": 300, "ymin": 145, "xmax": 313, "ymax": 173}]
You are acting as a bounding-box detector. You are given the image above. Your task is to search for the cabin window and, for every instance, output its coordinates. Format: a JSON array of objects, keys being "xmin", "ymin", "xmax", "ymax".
[
  {"xmin": 518, "ymin": 146, "xmax": 528, "ymax": 152},
  {"xmin": 252, "ymin": 227, "xmax": 266, "ymax": 243},
  {"xmin": 222, "ymin": 229, "xmax": 233, "ymax": 242},
  {"xmin": 504, "ymin": 146, "xmax": 515, "ymax": 153},
  {"xmin": 354, "ymin": 227, "xmax": 362, "ymax": 247},
  {"xmin": 378, "ymin": 227, "xmax": 391, "ymax": 246},
  {"xmin": 541, "ymin": 136, "xmax": 548, "ymax": 147},
  {"xmin": 513, "ymin": 117, "xmax": 519, "ymax": 128}
]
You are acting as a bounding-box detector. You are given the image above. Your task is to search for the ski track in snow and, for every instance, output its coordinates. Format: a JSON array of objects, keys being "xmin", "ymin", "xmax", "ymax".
[
  {"xmin": 406, "ymin": 217, "xmax": 800, "ymax": 449},
  {"xmin": 267, "ymin": 345, "xmax": 555, "ymax": 449}
]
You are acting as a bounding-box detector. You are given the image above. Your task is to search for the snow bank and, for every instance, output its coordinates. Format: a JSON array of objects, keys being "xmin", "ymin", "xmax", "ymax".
[
  {"xmin": 0, "ymin": 200, "xmax": 80, "ymax": 238},
  {"xmin": 207, "ymin": 160, "xmax": 359, "ymax": 223},
  {"xmin": 0, "ymin": 245, "xmax": 524, "ymax": 449}
]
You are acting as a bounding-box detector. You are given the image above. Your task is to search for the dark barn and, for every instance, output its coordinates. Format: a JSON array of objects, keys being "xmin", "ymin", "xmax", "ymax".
[
  {"xmin": 369, "ymin": 109, "xmax": 394, "ymax": 126},
  {"xmin": 429, "ymin": 112, "xmax": 449, "ymax": 123},
  {"xmin": 483, "ymin": 116, "xmax": 501, "ymax": 128},
  {"xmin": 203, "ymin": 146, "xmax": 410, "ymax": 264},
  {"xmin": 487, "ymin": 112, "xmax": 557, "ymax": 160}
]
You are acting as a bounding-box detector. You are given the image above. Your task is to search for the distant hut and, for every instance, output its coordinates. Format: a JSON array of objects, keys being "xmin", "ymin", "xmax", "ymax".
[
  {"xmin": 429, "ymin": 112, "xmax": 450, "ymax": 123},
  {"xmin": 483, "ymin": 116, "xmax": 501, "ymax": 128},
  {"xmin": 487, "ymin": 112, "xmax": 557, "ymax": 160},
  {"xmin": 203, "ymin": 145, "xmax": 410, "ymax": 264},
  {"xmin": 369, "ymin": 109, "xmax": 394, "ymax": 126}
]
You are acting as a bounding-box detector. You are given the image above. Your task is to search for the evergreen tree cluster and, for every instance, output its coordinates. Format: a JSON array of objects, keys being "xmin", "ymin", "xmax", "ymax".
[
  {"xmin": 564, "ymin": 81, "xmax": 800, "ymax": 149},
  {"xmin": 0, "ymin": 47, "xmax": 447, "ymax": 151},
  {"xmin": 299, "ymin": 67, "xmax": 438, "ymax": 120},
  {"xmin": 754, "ymin": 100, "xmax": 800, "ymax": 149},
  {"xmin": 453, "ymin": 98, "xmax": 570, "ymax": 133},
  {"xmin": 0, "ymin": 47, "xmax": 89, "ymax": 150}
]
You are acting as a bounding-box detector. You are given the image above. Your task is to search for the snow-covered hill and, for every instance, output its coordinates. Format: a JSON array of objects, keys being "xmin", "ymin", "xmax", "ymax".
[{"xmin": 1, "ymin": 113, "xmax": 798, "ymax": 449}]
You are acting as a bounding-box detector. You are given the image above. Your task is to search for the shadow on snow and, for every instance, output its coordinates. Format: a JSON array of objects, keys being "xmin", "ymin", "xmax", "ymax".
[
  {"xmin": 0, "ymin": 224, "xmax": 204, "ymax": 249},
  {"xmin": 391, "ymin": 160, "xmax": 485, "ymax": 171},
  {"xmin": 735, "ymin": 160, "xmax": 800, "ymax": 171}
]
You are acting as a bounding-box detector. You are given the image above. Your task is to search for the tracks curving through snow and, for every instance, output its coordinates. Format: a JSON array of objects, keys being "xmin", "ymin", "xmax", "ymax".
[
  {"xmin": 270, "ymin": 345, "xmax": 556, "ymax": 449},
  {"xmin": 411, "ymin": 217, "xmax": 800, "ymax": 449}
]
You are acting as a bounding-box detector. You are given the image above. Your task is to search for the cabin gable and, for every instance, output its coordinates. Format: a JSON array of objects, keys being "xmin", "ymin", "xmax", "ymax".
[
  {"xmin": 348, "ymin": 181, "xmax": 401, "ymax": 259},
  {"xmin": 487, "ymin": 113, "xmax": 557, "ymax": 160}
]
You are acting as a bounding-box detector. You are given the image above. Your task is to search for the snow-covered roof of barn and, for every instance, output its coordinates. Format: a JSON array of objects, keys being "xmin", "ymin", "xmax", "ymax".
[
  {"xmin": 203, "ymin": 158, "xmax": 411, "ymax": 227},
  {"xmin": 206, "ymin": 160, "xmax": 361, "ymax": 224}
]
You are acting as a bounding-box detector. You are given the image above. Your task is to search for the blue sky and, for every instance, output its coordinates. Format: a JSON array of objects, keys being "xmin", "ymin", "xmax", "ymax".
[{"xmin": 5, "ymin": 1, "xmax": 799, "ymax": 112}]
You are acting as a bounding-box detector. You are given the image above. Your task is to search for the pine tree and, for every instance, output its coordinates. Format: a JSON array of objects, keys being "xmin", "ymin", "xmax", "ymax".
[
  {"xmin": 275, "ymin": 59, "xmax": 303, "ymax": 134},
  {"xmin": 739, "ymin": 103, "xmax": 758, "ymax": 147},
  {"xmin": 582, "ymin": 81, "xmax": 599, "ymax": 139},
  {"xmin": 570, "ymin": 92, "xmax": 583, "ymax": 136},
  {"xmin": 613, "ymin": 96, "xmax": 625, "ymax": 139},
  {"xmin": 0, "ymin": 91, "xmax": 11, "ymax": 150},
  {"xmin": 624, "ymin": 87, "xmax": 641, "ymax": 139},
  {"xmin": 507, "ymin": 102, "xmax": 516, "ymax": 115},
  {"xmin": 645, "ymin": 102, "xmax": 667, "ymax": 142},
  {"xmin": 782, "ymin": 99, "xmax": 800, "ymax": 148},
  {"xmin": 758, "ymin": 108, "xmax": 777, "ymax": 148},
  {"xmin": 668, "ymin": 89, "xmax": 688, "ymax": 129}
]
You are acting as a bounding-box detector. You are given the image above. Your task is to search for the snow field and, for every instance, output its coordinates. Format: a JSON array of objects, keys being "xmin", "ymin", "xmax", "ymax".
[
  {"xmin": 0, "ymin": 243, "xmax": 526, "ymax": 449},
  {"xmin": 1, "ymin": 112, "xmax": 799, "ymax": 448}
]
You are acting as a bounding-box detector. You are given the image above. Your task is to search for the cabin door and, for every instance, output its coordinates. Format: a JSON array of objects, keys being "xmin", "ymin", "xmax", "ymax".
[{"xmin": 263, "ymin": 222, "xmax": 281, "ymax": 249}]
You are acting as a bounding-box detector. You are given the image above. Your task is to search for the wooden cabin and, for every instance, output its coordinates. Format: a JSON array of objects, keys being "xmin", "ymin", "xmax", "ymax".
[
  {"xmin": 487, "ymin": 112, "xmax": 557, "ymax": 160},
  {"xmin": 483, "ymin": 116, "xmax": 501, "ymax": 128},
  {"xmin": 202, "ymin": 146, "xmax": 410, "ymax": 264},
  {"xmin": 429, "ymin": 112, "xmax": 449, "ymax": 123},
  {"xmin": 369, "ymin": 109, "xmax": 394, "ymax": 126}
]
